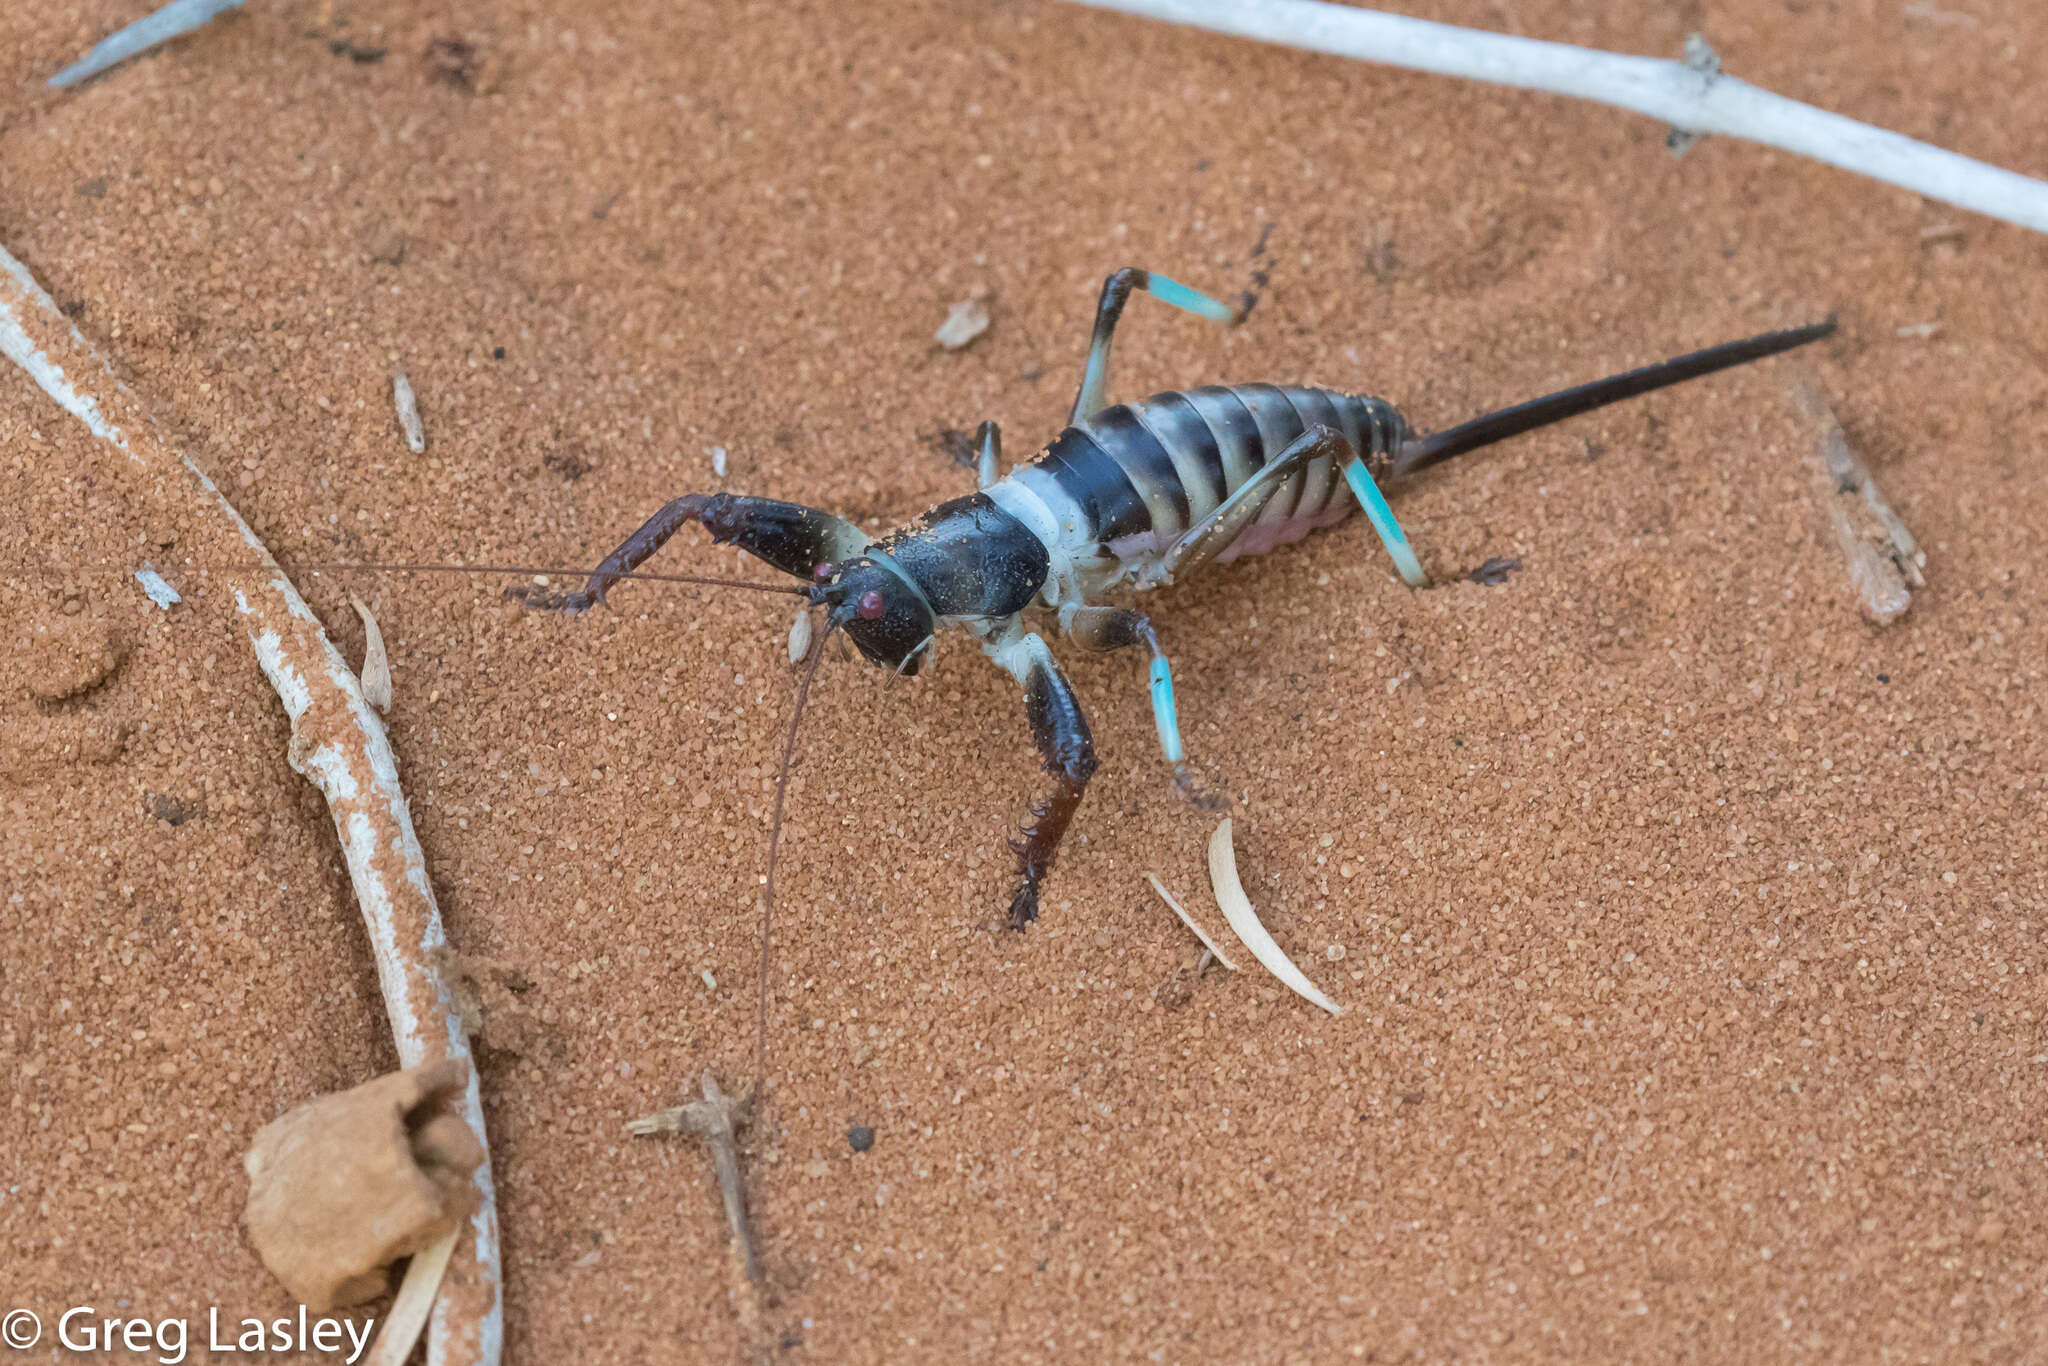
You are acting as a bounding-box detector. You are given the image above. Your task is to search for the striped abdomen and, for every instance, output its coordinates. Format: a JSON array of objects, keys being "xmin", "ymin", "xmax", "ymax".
[{"xmin": 986, "ymin": 384, "xmax": 1407, "ymax": 596}]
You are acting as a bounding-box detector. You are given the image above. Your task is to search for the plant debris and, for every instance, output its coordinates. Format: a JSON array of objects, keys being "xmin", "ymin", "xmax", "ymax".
[
  {"xmin": 1789, "ymin": 379, "xmax": 1926, "ymax": 624},
  {"xmin": 392, "ymin": 370, "xmax": 425, "ymax": 453},
  {"xmin": 1206, "ymin": 819, "xmax": 1342, "ymax": 1015},
  {"xmin": 1144, "ymin": 872, "xmax": 1240, "ymax": 970},
  {"xmin": 49, "ymin": 0, "xmax": 244, "ymax": 89},
  {"xmin": 349, "ymin": 595, "xmax": 393, "ymax": 713},
  {"xmin": 627, "ymin": 1072, "xmax": 762, "ymax": 1285}
]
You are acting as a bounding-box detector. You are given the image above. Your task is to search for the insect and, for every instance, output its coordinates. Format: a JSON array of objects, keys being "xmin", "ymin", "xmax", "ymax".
[{"xmin": 514, "ymin": 267, "xmax": 1833, "ymax": 931}]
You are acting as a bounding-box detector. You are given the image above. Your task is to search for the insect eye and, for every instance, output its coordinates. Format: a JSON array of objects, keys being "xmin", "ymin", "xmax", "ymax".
[
  {"xmin": 813, "ymin": 561, "xmax": 838, "ymax": 584},
  {"xmin": 857, "ymin": 589, "xmax": 886, "ymax": 620}
]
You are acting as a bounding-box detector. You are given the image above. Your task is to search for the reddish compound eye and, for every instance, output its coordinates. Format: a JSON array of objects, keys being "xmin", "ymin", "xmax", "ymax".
[
  {"xmin": 813, "ymin": 561, "xmax": 838, "ymax": 583},
  {"xmin": 857, "ymin": 589, "xmax": 886, "ymax": 620}
]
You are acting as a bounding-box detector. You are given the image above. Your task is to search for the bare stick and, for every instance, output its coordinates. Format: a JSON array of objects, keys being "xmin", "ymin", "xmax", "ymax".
[
  {"xmin": 48, "ymin": 0, "xmax": 244, "ymax": 88},
  {"xmin": 1066, "ymin": 0, "xmax": 2048, "ymax": 236},
  {"xmin": 366, "ymin": 1227, "xmax": 460, "ymax": 1366},
  {"xmin": 1144, "ymin": 873, "xmax": 1240, "ymax": 970},
  {"xmin": 0, "ymin": 243, "xmax": 502, "ymax": 1366},
  {"xmin": 627, "ymin": 1071, "xmax": 763, "ymax": 1285},
  {"xmin": 1788, "ymin": 379, "xmax": 1925, "ymax": 625}
]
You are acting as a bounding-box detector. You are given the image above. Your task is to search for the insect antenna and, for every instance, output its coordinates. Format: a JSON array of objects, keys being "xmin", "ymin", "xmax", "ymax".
[
  {"xmin": 755, "ymin": 612, "xmax": 837, "ymax": 1097},
  {"xmin": 5, "ymin": 558, "xmax": 809, "ymax": 599},
  {"xmin": 287, "ymin": 560, "xmax": 811, "ymax": 599}
]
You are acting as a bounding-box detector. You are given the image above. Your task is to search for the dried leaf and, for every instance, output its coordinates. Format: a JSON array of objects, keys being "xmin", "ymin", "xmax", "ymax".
[
  {"xmin": 1206, "ymin": 819, "xmax": 1341, "ymax": 1015},
  {"xmin": 350, "ymin": 595, "xmax": 393, "ymax": 713},
  {"xmin": 392, "ymin": 370, "xmax": 425, "ymax": 454}
]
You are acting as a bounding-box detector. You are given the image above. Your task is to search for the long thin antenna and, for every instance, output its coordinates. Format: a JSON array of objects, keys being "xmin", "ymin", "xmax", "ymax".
[
  {"xmin": 755, "ymin": 615, "xmax": 836, "ymax": 1095},
  {"xmin": 4, "ymin": 558, "xmax": 808, "ymax": 599},
  {"xmin": 288, "ymin": 560, "xmax": 811, "ymax": 599},
  {"xmin": 1394, "ymin": 319, "xmax": 1835, "ymax": 476}
]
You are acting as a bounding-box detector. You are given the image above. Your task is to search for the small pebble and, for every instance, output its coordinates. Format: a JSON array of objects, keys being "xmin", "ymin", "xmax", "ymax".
[
  {"xmin": 699, "ymin": 969, "xmax": 717, "ymax": 990},
  {"xmin": 134, "ymin": 564, "xmax": 179, "ymax": 609},
  {"xmin": 935, "ymin": 297, "xmax": 989, "ymax": 351},
  {"xmin": 392, "ymin": 370, "xmax": 425, "ymax": 453},
  {"xmin": 788, "ymin": 608, "xmax": 814, "ymax": 665},
  {"xmin": 847, "ymin": 1125, "xmax": 875, "ymax": 1153},
  {"xmin": 709, "ymin": 445, "xmax": 728, "ymax": 477}
]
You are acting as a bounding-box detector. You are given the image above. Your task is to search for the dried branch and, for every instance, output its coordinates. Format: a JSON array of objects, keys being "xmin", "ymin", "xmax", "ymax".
[
  {"xmin": 628, "ymin": 1072, "xmax": 763, "ymax": 1287},
  {"xmin": 1067, "ymin": 0, "xmax": 2048, "ymax": 236},
  {"xmin": 48, "ymin": 0, "xmax": 245, "ymax": 89},
  {"xmin": 0, "ymin": 242, "xmax": 502, "ymax": 1366}
]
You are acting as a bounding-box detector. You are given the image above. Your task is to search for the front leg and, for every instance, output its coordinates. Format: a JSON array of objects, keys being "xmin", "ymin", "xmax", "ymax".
[
  {"xmin": 514, "ymin": 493, "xmax": 868, "ymax": 611},
  {"xmin": 987, "ymin": 630, "xmax": 1099, "ymax": 929}
]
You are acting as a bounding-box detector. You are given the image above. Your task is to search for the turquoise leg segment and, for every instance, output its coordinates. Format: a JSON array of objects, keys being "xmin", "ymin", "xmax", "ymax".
[
  {"xmin": 1342, "ymin": 457, "xmax": 1428, "ymax": 587},
  {"xmin": 1148, "ymin": 654, "xmax": 1185, "ymax": 765},
  {"xmin": 1143, "ymin": 273, "xmax": 1239, "ymax": 325}
]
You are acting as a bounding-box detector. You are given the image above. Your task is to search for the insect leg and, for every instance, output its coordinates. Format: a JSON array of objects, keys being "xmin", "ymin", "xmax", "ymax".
[
  {"xmin": 1070, "ymin": 267, "xmax": 1242, "ymax": 426},
  {"xmin": 1061, "ymin": 605, "xmax": 1224, "ymax": 809},
  {"xmin": 1149, "ymin": 423, "xmax": 1337, "ymax": 584},
  {"xmin": 515, "ymin": 494, "xmax": 868, "ymax": 611},
  {"xmin": 1339, "ymin": 456, "xmax": 1428, "ymax": 588},
  {"xmin": 986, "ymin": 630, "xmax": 1099, "ymax": 929},
  {"xmin": 975, "ymin": 420, "xmax": 1001, "ymax": 489}
]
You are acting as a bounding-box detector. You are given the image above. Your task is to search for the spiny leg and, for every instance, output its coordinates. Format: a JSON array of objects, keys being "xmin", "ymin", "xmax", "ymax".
[
  {"xmin": 1152, "ymin": 423, "xmax": 1339, "ymax": 584},
  {"xmin": 513, "ymin": 493, "xmax": 868, "ymax": 611},
  {"xmin": 1070, "ymin": 266, "xmax": 1243, "ymax": 426},
  {"xmin": 1151, "ymin": 422, "xmax": 1425, "ymax": 587},
  {"xmin": 987, "ymin": 630, "xmax": 1099, "ymax": 930},
  {"xmin": 1061, "ymin": 605, "xmax": 1225, "ymax": 811},
  {"xmin": 975, "ymin": 419, "xmax": 1001, "ymax": 490}
]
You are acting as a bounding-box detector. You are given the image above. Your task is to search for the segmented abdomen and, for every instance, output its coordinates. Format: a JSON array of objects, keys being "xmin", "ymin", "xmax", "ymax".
[{"xmin": 990, "ymin": 385, "xmax": 1405, "ymax": 592}]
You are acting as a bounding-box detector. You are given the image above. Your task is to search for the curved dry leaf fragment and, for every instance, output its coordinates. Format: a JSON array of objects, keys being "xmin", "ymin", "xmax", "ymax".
[
  {"xmin": 1206, "ymin": 819, "xmax": 1342, "ymax": 1015},
  {"xmin": 351, "ymin": 595, "xmax": 394, "ymax": 713},
  {"xmin": 393, "ymin": 371, "xmax": 426, "ymax": 454}
]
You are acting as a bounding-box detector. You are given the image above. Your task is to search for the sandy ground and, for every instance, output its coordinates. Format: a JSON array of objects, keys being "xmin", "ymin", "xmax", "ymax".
[{"xmin": 3, "ymin": 0, "xmax": 2046, "ymax": 1360}]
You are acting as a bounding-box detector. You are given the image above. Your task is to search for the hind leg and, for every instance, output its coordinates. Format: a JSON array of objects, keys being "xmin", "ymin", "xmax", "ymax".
[{"xmin": 1069, "ymin": 267, "xmax": 1244, "ymax": 425}]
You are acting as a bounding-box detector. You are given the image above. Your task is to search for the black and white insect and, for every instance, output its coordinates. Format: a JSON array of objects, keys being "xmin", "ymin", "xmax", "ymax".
[{"xmin": 516, "ymin": 267, "xmax": 1832, "ymax": 930}]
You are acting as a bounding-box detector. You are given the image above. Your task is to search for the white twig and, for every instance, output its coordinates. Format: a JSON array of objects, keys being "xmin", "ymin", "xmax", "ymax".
[
  {"xmin": 49, "ymin": 0, "xmax": 245, "ymax": 88},
  {"xmin": 1144, "ymin": 872, "xmax": 1240, "ymax": 970},
  {"xmin": 0, "ymin": 243, "xmax": 502, "ymax": 1366},
  {"xmin": 1066, "ymin": 0, "xmax": 2048, "ymax": 236},
  {"xmin": 366, "ymin": 1227, "xmax": 460, "ymax": 1366}
]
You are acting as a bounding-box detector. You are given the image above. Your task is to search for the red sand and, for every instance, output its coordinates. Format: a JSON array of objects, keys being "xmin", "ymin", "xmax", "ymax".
[{"xmin": 3, "ymin": 0, "xmax": 2046, "ymax": 1359}]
